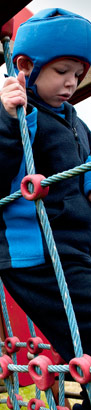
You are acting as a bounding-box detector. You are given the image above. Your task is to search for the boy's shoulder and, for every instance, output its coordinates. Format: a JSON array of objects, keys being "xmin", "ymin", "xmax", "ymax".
[{"xmin": 76, "ymin": 114, "xmax": 91, "ymax": 136}]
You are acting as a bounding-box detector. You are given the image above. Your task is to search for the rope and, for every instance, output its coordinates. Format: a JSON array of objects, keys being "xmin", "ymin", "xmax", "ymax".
[
  {"xmin": 36, "ymin": 198, "xmax": 83, "ymax": 358},
  {"xmin": 0, "ymin": 189, "xmax": 21, "ymax": 206},
  {"xmin": 41, "ymin": 162, "xmax": 91, "ymax": 186},
  {"xmin": 7, "ymin": 363, "xmax": 69, "ymax": 373},
  {"xmin": 0, "ymin": 161, "xmax": 91, "ymax": 206},
  {"xmin": 59, "ymin": 373, "xmax": 65, "ymax": 406},
  {"xmin": 0, "ymin": 340, "xmax": 51, "ymax": 349},
  {"xmin": 45, "ymin": 388, "xmax": 57, "ymax": 410}
]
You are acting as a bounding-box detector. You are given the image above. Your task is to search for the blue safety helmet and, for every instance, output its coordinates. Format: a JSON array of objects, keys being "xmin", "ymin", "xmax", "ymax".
[{"xmin": 12, "ymin": 8, "xmax": 91, "ymax": 87}]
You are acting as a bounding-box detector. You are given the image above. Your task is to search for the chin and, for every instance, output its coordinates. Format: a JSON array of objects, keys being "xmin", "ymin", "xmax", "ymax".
[{"xmin": 52, "ymin": 102, "xmax": 63, "ymax": 107}]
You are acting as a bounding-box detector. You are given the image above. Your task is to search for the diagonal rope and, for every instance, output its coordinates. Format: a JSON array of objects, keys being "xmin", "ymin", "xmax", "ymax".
[{"xmin": 41, "ymin": 162, "xmax": 91, "ymax": 186}]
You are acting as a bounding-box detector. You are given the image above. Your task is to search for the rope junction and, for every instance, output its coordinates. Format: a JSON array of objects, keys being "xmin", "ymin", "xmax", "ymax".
[{"xmin": 0, "ymin": 34, "xmax": 91, "ymax": 410}]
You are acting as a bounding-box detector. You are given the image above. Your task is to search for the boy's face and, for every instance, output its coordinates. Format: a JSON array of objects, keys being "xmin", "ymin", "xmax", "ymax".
[{"xmin": 35, "ymin": 59, "xmax": 84, "ymax": 107}]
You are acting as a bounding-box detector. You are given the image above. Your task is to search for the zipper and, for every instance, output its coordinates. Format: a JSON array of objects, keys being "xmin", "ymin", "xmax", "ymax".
[
  {"xmin": 72, "ymin": 126, "xmax": 81, "ymax": 157},
  {"xmin": 72, "ymin": 126, "xmax": 78, "ymax": 140}
]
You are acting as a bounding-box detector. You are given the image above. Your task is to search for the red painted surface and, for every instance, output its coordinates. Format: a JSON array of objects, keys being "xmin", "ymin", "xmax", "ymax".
[
  {"xmin": 2, "ymin": 286, "xmax": 53, "ymax": 386},
  {"xmin": 12, "ymin": 7, "xmax": 33, "ymax": 41}
]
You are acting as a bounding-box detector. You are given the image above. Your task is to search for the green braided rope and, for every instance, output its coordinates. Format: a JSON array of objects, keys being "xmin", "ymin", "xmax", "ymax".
[{"xmin": 41, "ymin": 162, "xmax": 91, "ymax": 186}]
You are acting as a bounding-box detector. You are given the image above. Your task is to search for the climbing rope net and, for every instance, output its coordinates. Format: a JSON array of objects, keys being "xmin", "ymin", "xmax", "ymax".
[{"xmin": 0, "ymin": 25, "xmax": 91, "ymax": 410}]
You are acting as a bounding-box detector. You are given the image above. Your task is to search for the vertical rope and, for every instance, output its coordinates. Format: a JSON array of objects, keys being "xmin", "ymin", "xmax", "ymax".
[
  {"xmin": 27, "ymin": 316, "xmax": 36, "ymax": 337},
  {"xmin": 59, "ymin": 373, "xmax": 65, "ymax": 406}
]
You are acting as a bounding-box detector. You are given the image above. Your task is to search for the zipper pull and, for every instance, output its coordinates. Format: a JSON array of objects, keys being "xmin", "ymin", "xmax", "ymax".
[{"xmin": 72, "ymin": 127, "xmax": 78, "ymax": 140}]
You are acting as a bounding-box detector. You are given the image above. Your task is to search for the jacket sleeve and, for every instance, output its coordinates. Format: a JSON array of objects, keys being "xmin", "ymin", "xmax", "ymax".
[
  {"xmin": 81, "ymin": 121, "xmax": 91, "ymax": 197},
  {"xmin": 84, "ymin": 155, "xmax": 91, "ymax": 196},
  {"xmin": 0, "ymin": 101, "xmax": 23, "ymax": 199}
]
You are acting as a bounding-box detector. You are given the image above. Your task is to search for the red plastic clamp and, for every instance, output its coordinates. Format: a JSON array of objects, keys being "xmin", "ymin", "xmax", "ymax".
[
  {"xmin": 27, "ymin": 398, "xmax": 45, "ymax": 410},
  {"xmin": 0, "ymin": 18, "xmax": 14, "ymax": 40},
  {"xmin": 21, "ymin": 174, "xmax": 49, "ymax": 201},
  {"xmin": 0, "ymin": 354, "xmax": 13, "ymax": 379},
  {"xmin": 28, "ymin": 354, "xmax": 55, "ymax": 390},
  {"xmin": 7, "ymin": 394, "xmax": 23, "ymax": 409},
  {"xmin": 27, "ymin": 337, "xmax": 43, "ymax": 354},
  {"xmin": 5, "ymin": 336, "xmax": 20, "ymax": 354},
  {"xmin": 51, "ymin": 345, "xmax": 65, "ymax": 365},
  {"xmin": 69, "ymin": 354, "xmax": 91, "ymax": 384}
]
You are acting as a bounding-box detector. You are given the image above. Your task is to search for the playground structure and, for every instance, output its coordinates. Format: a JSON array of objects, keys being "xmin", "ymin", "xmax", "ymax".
[{"xmin": 0, "ymin": 10, "xmax": 91, "ymax": 410}]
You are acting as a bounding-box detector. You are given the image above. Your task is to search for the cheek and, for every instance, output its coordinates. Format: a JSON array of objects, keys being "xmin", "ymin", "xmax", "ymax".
[{"xmin": 38, "ymin": 80, "xmax": 52, "ymax": 96}]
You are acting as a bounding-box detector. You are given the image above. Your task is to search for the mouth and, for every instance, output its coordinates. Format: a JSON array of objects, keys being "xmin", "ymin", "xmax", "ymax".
[{"xmin": 58, "ymin": 94, "xmax": 71, "ymax": 100}]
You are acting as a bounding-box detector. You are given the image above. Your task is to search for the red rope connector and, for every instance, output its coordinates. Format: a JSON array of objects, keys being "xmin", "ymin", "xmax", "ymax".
[
  {"xmin": 28, "ymin": 398, "xmax": 45, "ymax": 410},
  {"xmin": 0, "ymin": 354, "xmax": 13, "ymax": 379},
  {"xmin": 28, "ymin": 355, "xmax": 55, "ymax": 390},
  {"xmin": 51, "ymin": 345, "xmax": 66, "ymax": 365},
  {"xmin": 0, "ymin": 18, "xmax": 14, "ymax": 41},
  {"xmin": 21, "ymin": 174, "xmax": 49, "ymax": 201},
  {"xmin": 27, "ymin": 337, "xmax": 43, "ymax": 355},
  {"xmin": 5, "ymin": 336, "xmax": 20, "ymax": 354},
  {"xmin": 7, "ymin": 394, "xmax": 23, "ymax": 409},
  {"xmin": 69, "ymin": 354, "xmax": 91, "ymax": 384}
]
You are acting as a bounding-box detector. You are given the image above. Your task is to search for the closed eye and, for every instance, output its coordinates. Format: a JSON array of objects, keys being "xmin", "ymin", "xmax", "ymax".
[{"xmin": 56, "ymin": 69, "xmax": 67, "ymax": 75}]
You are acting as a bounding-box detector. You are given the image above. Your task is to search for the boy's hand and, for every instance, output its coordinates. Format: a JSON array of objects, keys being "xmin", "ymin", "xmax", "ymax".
[{"xmin": 0, "ymin": 71, "xmax": 27, "ymax": 118}]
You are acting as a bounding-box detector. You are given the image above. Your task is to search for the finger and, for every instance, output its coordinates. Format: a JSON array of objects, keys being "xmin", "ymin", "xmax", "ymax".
[
  {"xmin": 2, "ymin": 76, "xmax": 18, "ymax": 89},
  {"xmin": 2, "ymin": 92, "xmax": 26, "ymax": 107},
  {"xmin": 1, "ymin": 75, "xmax": 25, "ymax": 94},
  {"xmin": 1, "ymin": 81, "xmax": 25, "ymax": 95},
  {"xmin": 17, "ymin": 71, "xmax": 26, "ymax": 90},
  {"xmin": 0, "ymin": 84, "xmax": 26, "ymax": 108}
]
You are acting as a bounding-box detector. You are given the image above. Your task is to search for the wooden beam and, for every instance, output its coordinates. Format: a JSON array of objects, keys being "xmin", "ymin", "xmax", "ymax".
[
  {"xmin": 69, "ymin": 67, "xmax": 91, "ymax": 104},
  {"xmin": 70, "ymin": 83, "xmax": 91, "ymax": 105}
]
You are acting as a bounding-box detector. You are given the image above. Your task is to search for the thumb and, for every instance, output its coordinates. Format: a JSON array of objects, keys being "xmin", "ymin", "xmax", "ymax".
[{"xmin": 17, "ymin": 71, "xmax": 26, "ymax": 89}]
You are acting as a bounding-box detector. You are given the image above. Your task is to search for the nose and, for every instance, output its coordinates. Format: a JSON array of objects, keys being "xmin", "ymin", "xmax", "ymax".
[{"xmin": 64, "ymin": 73, "xmax": 77, "ymax": 88}]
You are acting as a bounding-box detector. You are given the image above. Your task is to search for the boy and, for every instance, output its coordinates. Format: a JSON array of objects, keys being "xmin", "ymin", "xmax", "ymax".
[{"xmin": 0, "ymin": 8, "xmax": 91, "ymax": 408}]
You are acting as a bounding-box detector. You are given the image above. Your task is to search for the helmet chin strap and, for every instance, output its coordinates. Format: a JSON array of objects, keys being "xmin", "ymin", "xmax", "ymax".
[{"xmin": 28, "ymin": 65, "xmax": 41, "ymax": 88}]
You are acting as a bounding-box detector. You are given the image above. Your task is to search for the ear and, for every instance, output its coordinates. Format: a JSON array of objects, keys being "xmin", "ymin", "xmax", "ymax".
[{"xmin": 17, "ymin": 56, "xmax": 33, "ymax": 77}]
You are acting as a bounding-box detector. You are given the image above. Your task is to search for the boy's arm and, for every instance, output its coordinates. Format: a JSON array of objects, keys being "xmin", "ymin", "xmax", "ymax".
[
  {"xmin": 78, "ymin": 117, "xmax": 91, "ymax": 202},
  {"xmin": 0, "ymin": 72, "xmax": 26, "ymax": 198},
  {"xmin": 82, "ymin": 123, "xmax": 91, "ymax": 202},
  {"xmin": 84, "ymin": 155, "xmax": 91, "ymax": 202},
  {"xmin": 0, "ymin": 101, "xmax": 23, "ymax": 199}
]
